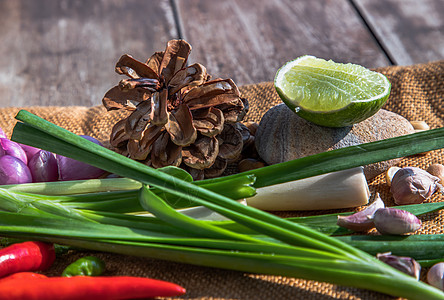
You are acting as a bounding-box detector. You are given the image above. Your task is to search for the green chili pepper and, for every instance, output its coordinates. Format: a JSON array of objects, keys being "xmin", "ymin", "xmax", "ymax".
[{"xmin": 62, "ymin": 256, "xmax": 105, "ymax": 277}]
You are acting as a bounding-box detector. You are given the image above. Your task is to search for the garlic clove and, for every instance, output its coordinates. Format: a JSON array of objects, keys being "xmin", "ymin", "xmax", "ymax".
[
  {"xmin": 385, "ymin": 166, "xmax": 400, "ymax": 187},
  {"xmin": 426, "ymin": 163, "xmax": 444, "ymax": 184},
  {"xmin": 373, "ymin": 207, "xmax": 421, "ymax": 235},
  {"xmin": 427, "ymin": 262, "xmax": 444, "ymax": 291},
  {"xmin": 410, "ymin": 120, "xmax": 430, "ymax": 131},
  {"xmin": 337, "ymin": 193, "xmax": 385, "ymax": 232},
  {"xmin": 377, "ymin": 252, "xmax": 421, "ymax": 280},
  {"xmin": 409, "ymin": 121, "xmax": 431, "ymax": 155},
  {"xmin": 390, "ymin": 167, "xmax": 441, "ymax": 205}
]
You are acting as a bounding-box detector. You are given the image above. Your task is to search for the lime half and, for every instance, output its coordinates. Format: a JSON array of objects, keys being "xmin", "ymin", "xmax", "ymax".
[{"xmin": 274, "ymin": 55, "xmax": 391, "ymax": 127}]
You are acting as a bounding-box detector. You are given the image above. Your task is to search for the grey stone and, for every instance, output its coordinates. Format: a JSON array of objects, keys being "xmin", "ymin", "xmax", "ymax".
[{"xmin": 255, "ymin": 103, "xmax": 415, "ymax": 179}]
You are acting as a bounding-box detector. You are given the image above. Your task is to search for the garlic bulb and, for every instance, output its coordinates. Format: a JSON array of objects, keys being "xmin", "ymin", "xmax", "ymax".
[{"xmin": 390, "ymin": 167, "xmax": 442, "ymax": 205}]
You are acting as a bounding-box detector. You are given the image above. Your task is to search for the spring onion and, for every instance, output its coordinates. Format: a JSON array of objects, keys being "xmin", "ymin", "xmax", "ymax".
[
  {"xmin": 4, "ymin": 110, "xmax": 444, "ymax": 299},
  {"xmin": 0, "ymin": 192, "xmax": 443, "ymax": 299}
]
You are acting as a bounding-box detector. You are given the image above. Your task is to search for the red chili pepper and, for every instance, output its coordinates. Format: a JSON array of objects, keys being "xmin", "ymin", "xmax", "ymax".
[
  {"xmin": 0, "ymin": 241, "xmax": 55, "ymax": 278},
  {"xmin": 0, "ymin": 275, "xmax": 186, "ymax": 299},
  {"xmin": 0, "ymin": 272, "xmax": 48, "ymax": 281}
]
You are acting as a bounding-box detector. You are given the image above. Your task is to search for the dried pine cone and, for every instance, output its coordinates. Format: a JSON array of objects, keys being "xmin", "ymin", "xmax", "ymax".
[{"xmin": 102, "ymin": 39, "xmax": 248, "ymax": 179}]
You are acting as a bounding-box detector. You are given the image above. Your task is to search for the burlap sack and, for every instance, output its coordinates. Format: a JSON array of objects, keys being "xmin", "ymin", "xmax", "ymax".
[{"xmin": 0, "ymin": 60, "xmax": 443, "ymax": 299}]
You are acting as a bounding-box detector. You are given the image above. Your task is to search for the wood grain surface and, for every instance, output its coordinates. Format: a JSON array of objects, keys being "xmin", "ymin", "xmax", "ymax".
[
  {"xmin": 0, "ymin": 0, "xmax": 441, "ymax": 107},
  {"xmin": 178, "ymin": 0, "xmax": 390, "ymax": 85},
  {"xmin": 354, "ymin": 0, "xmax": 444, "ymax": 65},
  {"xmin": 0, "ymin": 0, "xmax": 177, "ymax": 107}
]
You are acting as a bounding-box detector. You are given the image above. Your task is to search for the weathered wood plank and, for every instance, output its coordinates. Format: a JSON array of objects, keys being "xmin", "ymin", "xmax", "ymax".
[
  {"xmin": 354, "ymin": 0, "xmax": 444, "ymax": 65},
  {"xmin": 0, "ymin": 0, "xmax": 177, "ymax": 107},
  {"xmin": 176, "ymin": 0, "xmax": 390, "ymax": 86}
]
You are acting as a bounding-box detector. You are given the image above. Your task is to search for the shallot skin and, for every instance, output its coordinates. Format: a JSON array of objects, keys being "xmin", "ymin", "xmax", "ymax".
[
  {"xmin": 0, "ymin": 127, "xmax": 7, "ymax": 139},
  {"xmin": 56, "ymin": 135, "xmax": 105, "ymax": 181},
  {"xmin": 28, "ymin": 150, "xmax": 59, "ymax": 182},
  {"xmin": 0, "ymin": 138, "xmax": 28, "ymax": 165},
  {"xmin": 19, "ymin": 144, "xmax": 41, "ymax": 162},
  {"xmin": 0, "ymin": 155, "xmax": 32, "ymax": 185}
]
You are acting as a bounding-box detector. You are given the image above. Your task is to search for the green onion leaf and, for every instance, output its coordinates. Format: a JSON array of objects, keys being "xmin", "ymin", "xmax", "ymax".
[{"xmin": 7, "ymin": 110, "xmax": 444, "ymax": 300}]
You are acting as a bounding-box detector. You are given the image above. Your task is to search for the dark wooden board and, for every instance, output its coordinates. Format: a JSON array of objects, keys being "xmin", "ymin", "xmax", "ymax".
[
  {"xmin": 0, "ymin": 0, "xmax": 178, "ymax": 107},
  {"xmin": 354, "ymin": 0, "xmax": 444, "ymax": 65},
  {"xmin": 176, "ymin": 0, "xmax": 390, "ymax": 86},
  {"xmin": 0, "ymin": 0, "xmax": 441, "ymax": 108}
]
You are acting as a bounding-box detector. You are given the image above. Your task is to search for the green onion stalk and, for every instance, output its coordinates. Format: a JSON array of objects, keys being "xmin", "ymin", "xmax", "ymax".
[{"xmin": 2, "ymin": 110, "xmax": 444, "ymax": 299}]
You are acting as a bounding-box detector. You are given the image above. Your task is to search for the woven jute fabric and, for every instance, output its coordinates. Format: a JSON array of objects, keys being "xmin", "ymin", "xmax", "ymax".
[{"xmin": 0, "ymin": 60, "xmax": 443, "ymax": 299}]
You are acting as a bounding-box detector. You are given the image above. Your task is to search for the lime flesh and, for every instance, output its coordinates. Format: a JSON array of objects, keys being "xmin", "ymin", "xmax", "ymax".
[{"xmin": 275, "ymin": 56, "xmax": 391, "ymax": 127}]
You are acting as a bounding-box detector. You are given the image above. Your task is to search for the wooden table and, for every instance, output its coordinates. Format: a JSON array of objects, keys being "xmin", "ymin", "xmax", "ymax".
[
  {"xmin": 0, "ymin": 1, "xmax": 442, "ymax": 299},
  {"xmin": 0, "ymin": 0, "xmax": 442, "ymax": 108}
]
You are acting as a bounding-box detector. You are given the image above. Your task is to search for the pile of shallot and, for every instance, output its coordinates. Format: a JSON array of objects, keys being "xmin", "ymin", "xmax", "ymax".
[{"xmin": 0, "ymin": 127, "xmax": 105, "ymax": 184}]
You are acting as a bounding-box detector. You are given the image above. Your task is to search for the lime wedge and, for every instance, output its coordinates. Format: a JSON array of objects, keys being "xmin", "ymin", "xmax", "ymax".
[{"xmin": 274, "ymin": 55, "xmax": 391, "ymax": 127}]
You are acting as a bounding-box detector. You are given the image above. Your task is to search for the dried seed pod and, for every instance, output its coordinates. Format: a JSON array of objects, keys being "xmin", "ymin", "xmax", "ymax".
[
  {"xmin": 217, "ymin": 123, "xmax": 243, "ymax": 162},
  {"xmin": 377, "ymin": 252, "xmax": 421, "ymax": 280},
  {"xmin": 427, "ymin": 262, "xmax": 444, "ymax": 291},
  {"xmin": 337, "ymin": 193, "xmax": 385, "ymax": 232},
  {"xmin": 390, "ymin": 167, "xmax": 442, "ymax": 205},
  {"xmin": 238, "ymin": 158, "xmax": 265, "ymax": 173},
  {"xmin": 236, "ymin": 123, "xmax": 254, "ymax": 148},
  {"xmin": 103, "ymin": 40, "xmax": 248, "ymax": 179},
  {"xmin": 373, "ymin": 208, "xmax": 421, "ymax": 235},
  {"xmin": 244, "ymin": 121, "xmax": 258, "ymax": 136}
]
